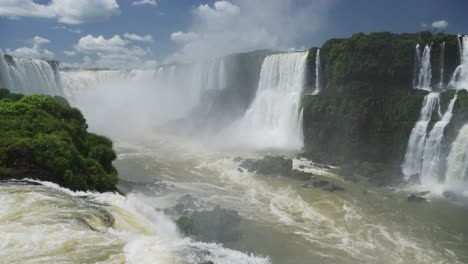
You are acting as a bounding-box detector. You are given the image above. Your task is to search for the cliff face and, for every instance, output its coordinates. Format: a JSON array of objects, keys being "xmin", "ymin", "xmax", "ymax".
[{"xmin": 302, "ymin": 32, "xmax": 465, "ymax": 183}]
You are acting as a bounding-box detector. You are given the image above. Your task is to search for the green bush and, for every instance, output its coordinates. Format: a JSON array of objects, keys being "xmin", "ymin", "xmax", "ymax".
[{"xmin": 0, "ymin": 89, "xmax": 118, "ymax": 192}]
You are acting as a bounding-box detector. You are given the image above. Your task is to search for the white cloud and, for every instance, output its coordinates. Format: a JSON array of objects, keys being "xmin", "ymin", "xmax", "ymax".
[
  {"xmin": 170, "ymin": 31, "xmax": 199, "ymax": 44},
  {"xmin": 0, "ymin": 0, "xmax": 120, "ymax": 24},
  {"xmin": 64, "ymin": 50, "xmax": 76, "ymax": 56},
  {"xmin": 432, "ymin": 20, "xmax": 448, "ymax": 30},
  {"xmin": 74, "ymin": 34, "xmax": 155, "ymax": 69},
  {"xmin": 167, "ymin": 0, "xmax": 335, "ymax": 62},
  {"xmin": 54, "ymin": 25, "xmax": 81, "ymax": 34},
  {"xmin": 124, "ymin": 33, "xmax": 154, "ymax": 43},
  {"xmin": 132, "ymin": 0, "xmax": 158, "ymax": 6},
  {"xmin": 6, "ymin": 36, "xmax": 54, "ymax": 59}
]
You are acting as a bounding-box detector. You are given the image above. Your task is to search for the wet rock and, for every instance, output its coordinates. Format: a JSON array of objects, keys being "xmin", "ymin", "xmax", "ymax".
[
  {"xmin": 240, "ymin": 156, "xmax": 293, "ymax": 176},
  {"xmin": 289, "ymin": 169, "xmax": 314, "ymax": 181},
  {"xmin": 302, "ymin": 178, "xmax": 345, "ymax": 192},
  {"xmin": 176, "ymin": 206, "xmax": 242, "ymax": 244},
  {"xmin": 323, "ymin": 184, "xmax": 345, "ymax": 192},
  {"xmin": 407, "ymin": 194, "xmax": 426, "ymax": 203},
  {"xmin": 443, "ymin": 191, "xmax": 459, "ymax": 201},
  {"xmin": 406, "ymin": 174, "xmax": 421, "ymax": 185}
]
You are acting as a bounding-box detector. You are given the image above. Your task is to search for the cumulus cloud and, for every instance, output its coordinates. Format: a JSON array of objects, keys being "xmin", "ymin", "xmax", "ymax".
[
  {"xmin": 6, "ymin": 36, "xmax": 54, "ymax": 59},
  {"xmin": 166, "ymin": 0, "xmax": 335, "ymax": 62},
  {"xmin": 432, "ymin": 20, "xmax": 448, "ymax": 30},
  {"xmin": 132, "ymin": 0, "xmax": 158, "ymax": 6},
  {"xmin": 0, "ymin": 0, "xmax": 120, "ymax": 24},
  {"xmin": 74, "ymin": 34, "xmax": 155, "ymax": 69},
  {"xmin": 124, "ymin": 33, "xmax": 154, "ymax": 43},
  {"xmin": 170, "ymin": 31, "xmax": 199, "ymax": 44}
]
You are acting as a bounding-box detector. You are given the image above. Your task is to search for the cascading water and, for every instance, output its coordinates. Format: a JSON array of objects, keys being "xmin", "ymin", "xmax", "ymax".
[
  {"xmin": 413, "ymin": 44, "xmax": 422, "ymax": 89},
  {"xmin": 312, "ymin": 49, "xmax": 321, "ymax": 95},
  {"xmin": 449, "ymin": 35, "xmax": 468, "ymax": 91},
  {"xmin": 439, "ymin": 42, "xmax": 446, "ymax": 90},
  {"xmin": 416, "ymin": 45, "xmax": 433, "ymax": 91},
  {"xmin": 402, "ymin": 92, "xmax": 440, "ymax": 178},
  {"xmin": 445, "ymin": 124, "xmax": 468, "ymax": 192},
  {"xmin": 419, "ymin": 93, "xmax": 458, "ymax": 184},
  {"xmin": 0, "ymin": 52, "xmax": 64, "ymax": 96},
  {"xmin": 224, "ymin": 52, "xmax": 308, "ymax": 149}
]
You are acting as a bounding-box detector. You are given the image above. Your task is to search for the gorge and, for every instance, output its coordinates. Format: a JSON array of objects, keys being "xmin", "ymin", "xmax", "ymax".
[{"xmin": 1, "ymin": 31, "xmax": 468, "ymax": 264}]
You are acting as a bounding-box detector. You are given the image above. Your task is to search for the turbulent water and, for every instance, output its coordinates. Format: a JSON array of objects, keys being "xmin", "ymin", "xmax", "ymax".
[
  {"xmin": 3, "ymin": 48, "xmax": 468, "ymax": 263},
  {"xmin": 415, "ymin": 45, "xmax": 433, "ymax": 91}
]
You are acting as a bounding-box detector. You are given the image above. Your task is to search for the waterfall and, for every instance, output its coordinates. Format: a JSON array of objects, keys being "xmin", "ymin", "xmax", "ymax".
[
  {"xmin": 445, "ymin": 124, "xmax": 468, "ymax": 191},
  {"xmin": 0, "ymin": 52, "xmax": 64, "ymax": 96},
  {"xmin": 420, "ymin": 93, "xmax": 458, "ymax": 184},
  {"xmin": 312, "ymin": 49, "xmax": 321, "ymax": 95},
  {"xmin": 413, "ymin": 44, "xmax": 422, "ymax": 89},
  {"xmin": 416, "ymin": 45, "xmax": 433, "ymax": 91},
  {"xmin": 402, "ymin": 92, "xmax": 440, "ymax": 177},
  {"xmin": 448, "ymin": 35, "xmax": 468, "ymax": 91},
  {"xmin": 439, "ymin": 42, "xmax": 446, "ymax": 90},
  {"xmin": 225, "ymin": 52, "xmax": 308, "ymax": 149}
]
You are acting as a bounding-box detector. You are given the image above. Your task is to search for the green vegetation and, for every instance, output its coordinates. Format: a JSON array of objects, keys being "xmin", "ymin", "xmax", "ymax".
[
  {"xmin": 301, "ymin": 32, "xmax": 465, "ymax": 184},
  {"xmin": 0, "ymin": 88, "xmax": 118, "ymax": 192}
]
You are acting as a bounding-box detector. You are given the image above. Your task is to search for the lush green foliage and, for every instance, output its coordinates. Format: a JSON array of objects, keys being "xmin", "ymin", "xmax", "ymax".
[
  {"xmin": 301, "ymin": 32, "xmax": 464, "ymax": 183},
  {"xmin": 0, "ymin": 88, "xmax": 118, "ymax": 191}
]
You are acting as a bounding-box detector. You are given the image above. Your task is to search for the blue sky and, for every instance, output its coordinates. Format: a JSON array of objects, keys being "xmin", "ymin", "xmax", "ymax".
[{"xmin": 0, "ymin": 0, "xmax": 467, "ymax": 69}]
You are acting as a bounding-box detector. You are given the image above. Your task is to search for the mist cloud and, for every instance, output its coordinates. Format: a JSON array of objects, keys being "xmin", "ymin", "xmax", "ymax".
[{"xmin": 167, "ymin": 0, "xmax": 335, "ymax": 62}]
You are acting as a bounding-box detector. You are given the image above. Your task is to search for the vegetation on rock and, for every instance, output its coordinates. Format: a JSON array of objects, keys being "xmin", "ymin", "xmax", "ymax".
[{"xmin": 0, "ymin": 88, "xmax": 118, "ymax": 192}]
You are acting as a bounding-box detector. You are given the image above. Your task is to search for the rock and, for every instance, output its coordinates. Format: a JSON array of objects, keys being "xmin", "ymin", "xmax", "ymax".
[
  {"xmin": 323, "ymin": 184, "xmax": 345, "ymax": 192},
  {"xmin": 289, "ymin": 169, "xmax": 313, "ymax": 181},
  {"xmin": 176, "ymin": 206, "xmax": 242, "ymax": 244},
  {"xmin": 407, "ymin": 194, "xmax": 426, "ymax": 203},
  {"xmin": 406, "ymin": 174, "xmax": 421, "ymax": 185},
  {"xmin": 239, "ymin": 156, "xmax": 293, "ymax": 176},
  {"xmin": 302, "ymin": 178, "xmax": 345, "ymax": 192},
  {"xmin": 442, "ymin": 191, "xmax": 459, "ymax": 201}
]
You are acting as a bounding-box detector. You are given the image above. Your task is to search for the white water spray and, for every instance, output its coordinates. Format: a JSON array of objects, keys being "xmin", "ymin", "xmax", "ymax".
[
  {"xmin": 224, "ymin": 52, "xmax": 308, "ymax": 149},
  {"xmin": 0, "ymin": 52, "xmax": 63, "ymax": 96},
  {"xmin": 439, "ymin": 42, "xmax": 446, "ymax": 90},
  {"xmin": 420, "ymin": 93, "xmax": 458, "ymax": 184},
  {"xmin": 312, "ymin": 49, "xmax": 321, "ymax": 95},
  {"xmin": 445, "ymin": 124, "xmax": 468, "ymax": 192},
  {"xmin": 416, "ymin": 45, "xmax": 433, "ymax": 91},
  {"xmin": 402, "ymin": 92, "xmax": 440, "ymax": 177},
  {"xmin": 448, "ymin": 36, "xmax": 468, "ymax": 91}
]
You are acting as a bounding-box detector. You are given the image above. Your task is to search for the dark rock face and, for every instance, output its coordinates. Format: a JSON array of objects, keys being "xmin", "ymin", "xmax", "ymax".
[
  {"xmin": 240, "ymin": 156, "xmax": 293, "ymax": 177},
  {"xmin": 302, "ymin": 179, "xmax": 345, "ymax": 192},
  {"xmin": 176, "ymin": 206, "xmax": 242, "ymax": 244},
  {"xmin": 407, "ymin": 194, "xmax": 427, "ymax": 203}
]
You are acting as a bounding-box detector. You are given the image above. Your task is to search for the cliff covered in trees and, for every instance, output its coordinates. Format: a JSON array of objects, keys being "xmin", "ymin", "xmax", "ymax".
[
  {"xmin": 0, "ymin": 88, "xmax": 118, "ymax": 191},
  {"xmin": 301, "ymin": 32, "xmax": 467, "ymax": 184}
]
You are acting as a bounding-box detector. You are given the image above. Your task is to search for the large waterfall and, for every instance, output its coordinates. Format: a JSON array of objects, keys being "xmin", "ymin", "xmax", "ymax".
[
  {"xmin": 402, "ymin": 92, "xmax": 440, "ymax": 177},
  {"xmin": 419, "ymin": 93, "xmax": 458, "ymax": 184},
  {"xmin": 0, "ymin": 52, "xmax": 64, "ymax": 96},
  {"xmin": 449, "ymin": 36, "xmax": 468, "ymax": 90},
  {"xmin": 223, "ymin": 52, "xmax": 308, "ymax": 149},
  {"xmin": 439, "ymin": 42, "xmax": 446, "ymax": 90}
]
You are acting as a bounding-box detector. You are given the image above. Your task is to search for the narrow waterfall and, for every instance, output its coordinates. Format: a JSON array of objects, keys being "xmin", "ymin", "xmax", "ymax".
[
  {"xmin": 445, "ymin": 124, "xmax": 468, "ymax": 191},
  {"xmin": 439, "ymin": 42, "xmax": 446, "ymax": 90},
  {"xmin": 420, "ymin": 93, "xmax": 458, "ymax": 184},
  {"xmin": 0, "ymin": 52, "xmax": 64, "ymax": 96},
  {"xmin": 413, "ymin": 44, "xmax": 422, "ymax": 89},
  {"xmin": 402, "ymin": 92, "xmax": 440, "ymax": 177},
  {"xmin": 226, "ymin": 52, "xmax": 308, "ymax": 149},
  {"xmin": 416, "ymin": 45, "xmax": 433, "ymax": 91},
  {"xmin": 449, "ymin": 35, "xmax": 468, "ymax": 91},
  {"xmin": 312, "ymin": 49, "xmax": 321, "ymax": 95}
]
